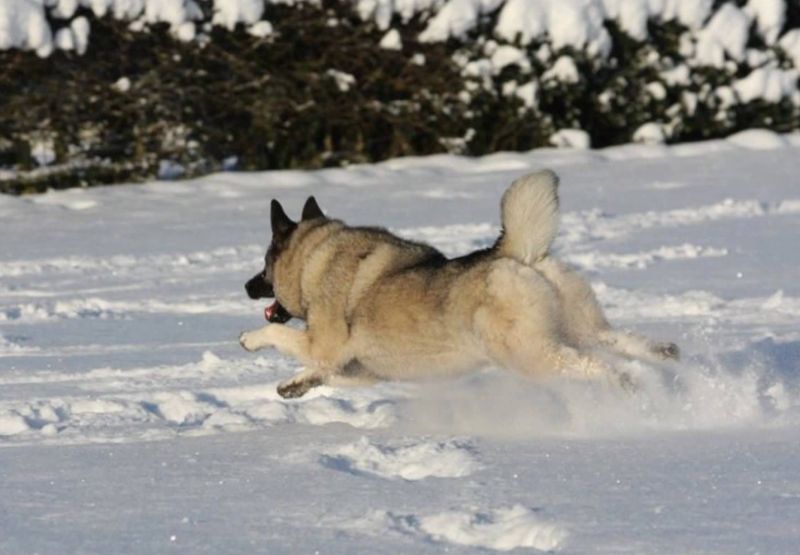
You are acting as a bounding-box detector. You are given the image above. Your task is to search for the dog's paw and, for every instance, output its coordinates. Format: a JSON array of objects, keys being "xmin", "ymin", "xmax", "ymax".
[
  {"xmin": 239, "ymin": 331, "xmax": 262, "ymax": 352},
  {"xmin": 652, "ymin": 342, "xmax": 680, "ymax": 361},
  {"xmin": 277, "ymin": 381, "xmax": 309, "ymax": 399},
  {"xmin": 277, "ymin": 375, "xmax": 324, "ymax": 399}
]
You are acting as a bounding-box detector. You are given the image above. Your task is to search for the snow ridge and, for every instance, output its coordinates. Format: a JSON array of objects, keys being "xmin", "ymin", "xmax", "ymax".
[
  {"xmin": 320, "ymin": 436, "xmax": 481, "ymax": 480},
  {"xmin": 0, "ymin": 352, "xmax": 397, "ymax": 445},
  {"xmin": 349, "ymin": 505, "xmax": 568, "ymax": 551}
]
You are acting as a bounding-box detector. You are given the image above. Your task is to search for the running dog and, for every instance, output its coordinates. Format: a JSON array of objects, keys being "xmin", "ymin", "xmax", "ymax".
[{"xmin": 240, "ymin": 170, "xmax": 679, "ymax": 398}]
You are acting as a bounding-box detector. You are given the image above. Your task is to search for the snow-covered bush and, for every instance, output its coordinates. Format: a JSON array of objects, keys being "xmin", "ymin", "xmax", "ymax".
[{"xmin": 1, "ymin": 0, "xmax": 799, "ymax": 191}]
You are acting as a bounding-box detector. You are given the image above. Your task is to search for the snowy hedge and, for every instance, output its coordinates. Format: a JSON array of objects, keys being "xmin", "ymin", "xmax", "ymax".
[{"xmin": 1, "ymin": 0, "xmax": 800, "ymax": 192}]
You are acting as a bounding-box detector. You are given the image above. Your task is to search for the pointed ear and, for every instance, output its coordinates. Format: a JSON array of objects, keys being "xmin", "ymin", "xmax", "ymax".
[
  {"xmin": 301, "ymin": 196, "xmax": 324, "ymax": 221},
  {"xmin": 271, "ymin": 199, "xmax": 296, "ymax": 240}
]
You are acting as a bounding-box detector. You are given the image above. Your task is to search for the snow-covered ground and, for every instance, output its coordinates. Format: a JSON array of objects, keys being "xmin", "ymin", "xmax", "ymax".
[{"xmin": 2, "ymin": 130, "xmax": 800, "ymax": 553}]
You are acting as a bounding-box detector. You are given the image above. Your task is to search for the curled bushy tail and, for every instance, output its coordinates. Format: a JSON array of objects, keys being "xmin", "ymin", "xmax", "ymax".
[{"xmin": 497, "ymin": 170, "xmax": 560, "ymax": 264}]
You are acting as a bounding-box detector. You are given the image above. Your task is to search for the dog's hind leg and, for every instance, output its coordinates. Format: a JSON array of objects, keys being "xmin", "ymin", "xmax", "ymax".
[
  {"xmin": 485, "ymin": 335, "xmax": 634, "ymax": 391},
  {"xmin": 547, "ymin": 344, "xmax": 635, "ymax": 391},
  {"xmin": 534, "ymin": 259, "xmax": 679, "ymax": 363},
  {"xmin": 475, "ymin": 260, "xmax": 634, "ymax": 390},
  {"xmin": 596, "ymin": 329, "xmax": 680, "ymax": 362},
  {"xmin": 475, "ymin": 311, "xmax": 632, "ymax": 390}
]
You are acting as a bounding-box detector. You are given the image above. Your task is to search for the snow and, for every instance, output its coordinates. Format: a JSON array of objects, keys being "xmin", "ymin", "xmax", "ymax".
[
  {"xmin": 780, "ymin": 29, "xmax": 800, "ymax": 69},
  {"xmin": 602, "ymin": 0, "xmax": 652, "ymax": 41},
  {"xmin": 212, "ymin": 0, "xmax": 264, "ymax": 30},
  {"xmin": 54, "ymin": 27, "xmax": 74, "ymax": 51},
  {"xmin": 320, "ymin": 436, "xmax": 481, "ymax": 480},
  {"xmin": 0, "ymin": 412, "xmax": 30, "ymax": 435},
  {"xmin": 681, "ymin": 90, "xmax": 698, "ymax": 114},
  {"xmin": 416, "ymin": 505, "xmax": 567, "ymax": 551},
  {"xmin": 733, "ymin": 66, "xmax": 800, "ymax": 104},
  {"xmin": 2, "ymin": 133, "xmax": 800, "ymax": 552},
  {"xmin": 247, "ymin": 20, "xmax": 273, "ymax": 38},
  {"xmin": 354, "ymin": 0, "xmax": 426, "ymax": 31},
  {"xmin": 175, "ymin": 21, "xmax": 196, "ymax": 42},
  {"xmin": 374, "ymin": 0, "xmax": 788, "ymax": 63},
  {"xmin": 550, "ymin": 129, "xmax": 591, "ymax": 149},
  {"xmin": 565, "ymin": 242, "xmax": 728, "ymax": 271},
  {"xmin": 494, "ymin": 0, "xmax": 611, "ymax": 57},
  {"xmin": 52, "ymin": 0, "xmax": 79, "ymax": 19},
  {"xmin": 379, "ymin": 28, "xmax": 402, "ymax": 50},
  {"xmin": 462, "ymin": 57, "xmax": 492, "ymax": 87},
  {"xmin": 647, "ymin": 81, "xmax": 667, "ymax": 101},
  {"xmin": 746, "ymin": 47, "xmax": 771, "ymax": 66},
  {"xmin": 725, "ymin": 128, "xmax": 791, "ymax": 150},
  {"xmin": 695, "ymin": 3, "xmax": 751, "ymax": 67},
  {"xmin": 157, "ymin": 159, "xmax": 186, "ymax": 180},
  {"xmin": 488, "ymin": 44, "xmax": 529, "ymax": 74},
  {"xmin": 345, "ymin": 504, "xmax": 566, "ymax": 551},
  {"xmin": 662, "ymin": 0, "xmax": 714, "ymax": 30},
  {"xmin": 419, "ymin": 0, "xmax": 503, "ymax": 42},
  {"xmin": 513, "ymin": 80, "xmax": 538, "ymax": 109},
  {"xmin": 326, "ymin": 69, "xmax": 356, "ymax": 92},
  {"xmin": 70, "ymin": 15, "xmax": 90, "ymax": 55},
  {"xmin": 1, "ymin": 0, "xmax": 251, "ymax": 54},
  {"xmin": 745, "ymin": 0, "xmax": 786, "ymax": 45},
  {"xmin": 0, "ymin": 0, "xmax": 53, "ymax": 57},
  {"xmin": 29, "ymin": 135, "xmax": 56, "ymax": 166},
  {"xmin": 542, "ymin": 55, "xmax": 579, "ymax": 83},
  {"xmin": 142, "ymin": 0, "xmax": 202, "ymax": 27},
  {"xmin": 633, "ymin": 122, "xmax": 668, "ymax": 144},
  {"xmin": 112, "ymin": 76, "xmax": 131, "ymax": 92},
  {"xmin": 660, "ymin": 64, "xmax": 690, "ymax": 87}
]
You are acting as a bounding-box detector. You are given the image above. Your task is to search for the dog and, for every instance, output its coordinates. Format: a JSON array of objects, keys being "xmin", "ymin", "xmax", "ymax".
[{"xmin": 240, "ymin": 170, "xmax": 679, "ymax": 398}]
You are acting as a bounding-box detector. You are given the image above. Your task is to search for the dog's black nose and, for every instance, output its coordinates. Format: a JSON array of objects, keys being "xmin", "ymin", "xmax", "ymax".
[
  {"xmin": 245, "ymin": 274, "xmax": 274, "ymax": 300},
  {"xmin": 245, "ymin": 275, "xmax": 261, "ymax": 299}
]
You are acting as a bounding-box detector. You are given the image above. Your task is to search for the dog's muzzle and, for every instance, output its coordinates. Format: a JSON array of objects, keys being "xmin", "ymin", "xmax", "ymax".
[
  {"xmin": 264, "ymin": 301, "xmax": 292, "ymax": 323},
  {"xmin": 245, "ymin": 274, "xmax": 274, "ymax": 300},
  {"xmin": 245, "ymin": 274, "xmax": 292, "ymax": 323}
]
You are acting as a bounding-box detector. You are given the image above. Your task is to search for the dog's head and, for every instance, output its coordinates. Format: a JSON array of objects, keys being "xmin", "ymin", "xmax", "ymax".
[{"xmin": 245, "ymin": 196, "xmax": 325, "ymax": 323}]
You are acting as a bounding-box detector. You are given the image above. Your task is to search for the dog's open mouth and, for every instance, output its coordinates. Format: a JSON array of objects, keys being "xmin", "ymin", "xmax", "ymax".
[{"xmin": 264, "ymin": 300, "xmax": 292, "ymax": 323}]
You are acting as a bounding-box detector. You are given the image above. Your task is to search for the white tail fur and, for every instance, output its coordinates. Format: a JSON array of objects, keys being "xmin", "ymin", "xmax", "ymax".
[{"xmin": 497, "ymin": 170, "xmax": 560, "ymax": 264}]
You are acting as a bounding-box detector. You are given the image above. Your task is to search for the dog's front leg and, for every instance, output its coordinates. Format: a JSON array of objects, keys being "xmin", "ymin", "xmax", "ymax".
[
  {"xmin": 277, "ymin": 362, "xmax": 380, "ymax": 399},
  {"xmin": 241, "ymin": 319, "xmax": 355, "ymax": 399},
  {"xmin": 276, "ymin": 367, "xmax": 327, "ymax": 399},
  {"xmin": 239, "ymin": 324, "xmax": 272, "ymax": 352},
  {"xmin": 240, "ymin": 325, "xmax": 341, "ymax": 398},
  {"xmin": 239, "ymin": 324, "xmax": 312, "ymax": 363}
]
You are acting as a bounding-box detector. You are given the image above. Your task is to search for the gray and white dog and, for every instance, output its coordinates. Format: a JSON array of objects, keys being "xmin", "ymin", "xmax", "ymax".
[{"xmin": 240, "ymin": 170, "xmax": 678, "ymax": 398}]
